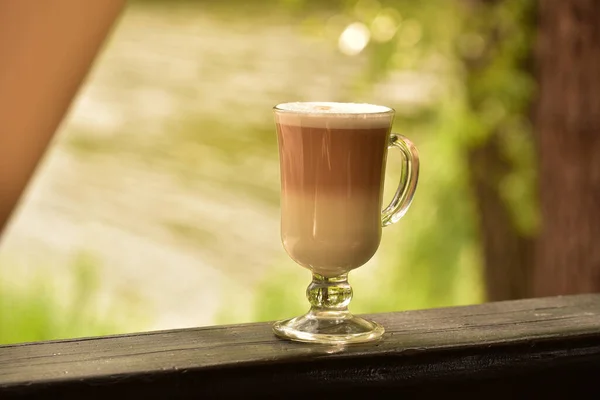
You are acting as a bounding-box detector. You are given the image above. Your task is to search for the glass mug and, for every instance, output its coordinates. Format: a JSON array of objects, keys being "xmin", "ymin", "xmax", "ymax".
[{"xmin": 272, "ymin": 102, "xmax": 419, "ymax": 344}]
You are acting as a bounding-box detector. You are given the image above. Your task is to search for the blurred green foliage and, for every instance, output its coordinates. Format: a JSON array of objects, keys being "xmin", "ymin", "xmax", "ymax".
[
  {"xmin": 0, "ymin": 256, "xmax": 116, "ymax": 344},
  {"xmin": 0, "ymin": 0, "xmax": 536, "ymax": 343},
  {"xmin": 242, "ymin": 0, "xmax": 536, "ymax": 322},
  {"xmin": 0, "ymin": 254, "xmax": 133, "ymax": 345}
]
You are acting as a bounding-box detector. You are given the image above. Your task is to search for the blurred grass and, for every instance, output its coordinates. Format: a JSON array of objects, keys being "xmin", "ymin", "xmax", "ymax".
[{"xmin": 0, "ymin": 254, "xmax": 145, "ymax": 345}]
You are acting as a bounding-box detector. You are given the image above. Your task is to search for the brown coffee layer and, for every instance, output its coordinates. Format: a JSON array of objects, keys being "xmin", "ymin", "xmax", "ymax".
[{"xmin": 277, "ymin": 125, "xmax": 389, "ymax": 193}]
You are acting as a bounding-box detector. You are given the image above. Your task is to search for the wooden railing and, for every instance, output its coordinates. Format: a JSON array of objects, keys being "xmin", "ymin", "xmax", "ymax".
[{"xmin": 1, "ymin": 294, "xmax": 600, "ymax": 398}]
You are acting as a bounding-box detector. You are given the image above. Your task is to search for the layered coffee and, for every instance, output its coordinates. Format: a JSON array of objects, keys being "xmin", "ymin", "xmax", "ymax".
[{"xmin": 275, "ymin": 102, "xmax": 393, "ymax": 277}]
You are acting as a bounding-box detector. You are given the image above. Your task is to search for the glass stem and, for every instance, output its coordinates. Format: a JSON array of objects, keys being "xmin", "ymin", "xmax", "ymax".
[{"xmin": 306, "ymin": 273, "xmax": 352, "ymax": 316}]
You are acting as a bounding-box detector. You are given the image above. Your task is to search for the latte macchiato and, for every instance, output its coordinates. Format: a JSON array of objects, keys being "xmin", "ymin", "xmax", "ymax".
[
  {"xmin": 272, "ymin": 101, "xmax": 419, "ymax": 344},
  {"xmin": 275, "ymin": 102, "xmax": 393, "ymax": 277}
]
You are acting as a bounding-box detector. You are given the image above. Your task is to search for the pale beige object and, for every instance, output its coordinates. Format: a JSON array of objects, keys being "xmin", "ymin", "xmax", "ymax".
[{"xmin": 0, "ymin": 0, "xmax": 125, "ymax": 235}]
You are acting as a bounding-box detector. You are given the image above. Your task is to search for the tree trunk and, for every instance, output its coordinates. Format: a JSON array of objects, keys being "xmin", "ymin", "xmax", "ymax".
[
  {"xmin": 468, "ymin": 137, "xmax": 535, "ymax": 301},
  {"xmin": 533, "ymin": 0, "xmax": 600, "ymax": 296},
  {"xmin": 462, "ymin": 0, "xmax": 536, "ymax": 301}
]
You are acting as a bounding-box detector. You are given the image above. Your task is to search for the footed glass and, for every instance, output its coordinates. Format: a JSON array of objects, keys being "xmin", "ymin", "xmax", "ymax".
[{"xmin": 272, "ymin": 102, "xmax": 419, "ymax": 344}]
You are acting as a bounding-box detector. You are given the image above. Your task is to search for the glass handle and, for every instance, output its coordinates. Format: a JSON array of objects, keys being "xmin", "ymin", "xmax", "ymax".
[{"xmin": 381, "ymin": 134, "xmax": 420, "ymax": 227}]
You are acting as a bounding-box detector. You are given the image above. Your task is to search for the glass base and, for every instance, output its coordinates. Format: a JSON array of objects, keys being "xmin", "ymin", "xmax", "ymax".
[
  {"xmin": 273, "ymin": 310, "xmax": 384, "ymax": 344},
  {"xmin": 272, "ymin": 273, "xmax": 384, "ymax": 344}
]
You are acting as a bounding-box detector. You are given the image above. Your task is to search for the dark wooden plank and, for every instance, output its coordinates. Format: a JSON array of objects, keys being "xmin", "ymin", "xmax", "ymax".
[{"xmin": 1, "ymin": 294, "xmax": 600, "ymax": 398}]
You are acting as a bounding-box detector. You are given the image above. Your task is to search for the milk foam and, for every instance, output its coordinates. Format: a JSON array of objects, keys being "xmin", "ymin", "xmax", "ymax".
[{"xmin": 274, "ymin": 102, "xmax": 393, "ymax": 129}]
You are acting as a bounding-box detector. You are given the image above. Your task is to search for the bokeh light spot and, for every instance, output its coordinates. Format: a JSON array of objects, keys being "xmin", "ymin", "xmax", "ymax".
[{"xmin": 339, "ymin": 22, "xmax": 371, "ymax": 56}]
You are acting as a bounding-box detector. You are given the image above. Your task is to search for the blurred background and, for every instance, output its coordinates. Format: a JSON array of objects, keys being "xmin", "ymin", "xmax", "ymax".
[{"xmin": 0, "ymin": 0, "xmax": 540, "ymax": 343}]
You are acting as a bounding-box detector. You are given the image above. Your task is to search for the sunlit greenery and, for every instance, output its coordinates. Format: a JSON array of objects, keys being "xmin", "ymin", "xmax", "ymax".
[
  {"xmin": 0, "ymin": 0, "xmax": 535, "ymax": 343},
  {"xmin": 0, "ymin": 254, "xmax": 145, "ymax": 344},
  {"xmin": 237, "ymin": 0, "xmax": 535, "ymax": 322}
]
